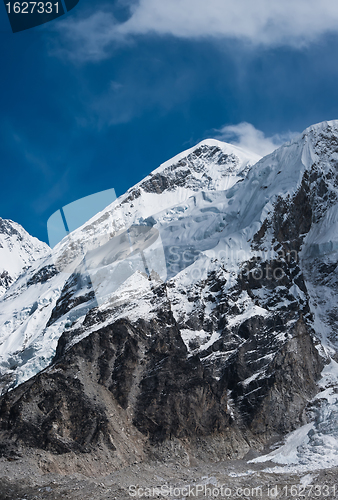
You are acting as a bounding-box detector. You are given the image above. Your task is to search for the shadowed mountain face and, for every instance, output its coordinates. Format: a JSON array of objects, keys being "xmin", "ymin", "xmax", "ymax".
[
  {"xmin": 0, "ymin": 123, "xmax": 338, "ymax": 465},
  {"xmin": 0, "ymin": 307, "xmax": 323, "ymax": 461}
]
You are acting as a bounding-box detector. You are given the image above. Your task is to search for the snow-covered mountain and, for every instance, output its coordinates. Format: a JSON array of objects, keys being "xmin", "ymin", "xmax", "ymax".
[
  {"xmin": 0, "ymin": 218, "xmax": 50, "ymax": 297},
  {"xmin": 1, "ymin": 123, "xmax": 338, "ymax": 471},
  {"xmin": 0, "ymin": 138, "xmax": 260, "ymax": 393}
]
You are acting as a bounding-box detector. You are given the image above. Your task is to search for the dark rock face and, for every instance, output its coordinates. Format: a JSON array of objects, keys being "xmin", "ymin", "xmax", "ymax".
[
  {"xmin": 223, "ymin": 317, "xmax": 323, "ymax": 434},
  {"xmin": 46, "ymin": 273, "xmax": 95, "ymax": 327},
  {"xmin": 0, "ymin": 271, "xmax": 13, "ymax": 291},
  {"xmin": 0, "ymin": 372, "xmax": 113, "ymax": 454},
  {"xmin": 0, "ymin": 310, "xmax": 231, "ymax": 458},
  {"xmin": 0, "ymin": 219, "xmax": 22, "ymax": 240},
  {"xmin": 252, "ymin": 321, "xmax": 323, "ymax": 433},
  {"xmin": 0, "ymin": 281, "xmax": 324, "ymax": 462},
  {"xmin": 26, "ymin": 265, "xmax": 58, "ymax": 287}
]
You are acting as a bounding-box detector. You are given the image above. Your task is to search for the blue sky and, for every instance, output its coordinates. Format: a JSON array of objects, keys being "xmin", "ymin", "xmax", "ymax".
[{"xmin": 2, "ymin": 0, "xmax": 338, "ymax": 243}]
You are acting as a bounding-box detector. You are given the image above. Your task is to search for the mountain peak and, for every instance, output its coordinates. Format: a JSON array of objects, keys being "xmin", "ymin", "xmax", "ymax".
[
  {"xmin": 156, "ymin": 138, "xmax": 262, "ymax": 175},
  {"xmin": 0, "ymin": 218, "xmax": 50, "ymax": 297},
  {"xmin": 302, "ymin": 119, "xmax": 338, "ymax": 136},
  {"xmin": 50, "ymin": 137, "xmax": 261, "ymax": 254}
]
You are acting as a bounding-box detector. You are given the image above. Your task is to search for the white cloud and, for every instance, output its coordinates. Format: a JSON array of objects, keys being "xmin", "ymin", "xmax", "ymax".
[
  {"xmin": 54, "ymin": 0, "xmax": 338, "ymax": 61},
  {"xmin": 119, "ymin": 0, "xmax": 338, "ymax": 44},
  {"xmin": 216, "ymin": 122, "xmax": 298, "ymax": 156},
  {"xmin": 51, "ymin": 11, "xmax": 121, "ymax": 62}
]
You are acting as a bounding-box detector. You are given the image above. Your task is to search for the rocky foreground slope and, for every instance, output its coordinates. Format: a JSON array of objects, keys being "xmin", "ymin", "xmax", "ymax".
[{"xmin": 0, "ymin": 123, "xmax": 338, "ymax": 475}]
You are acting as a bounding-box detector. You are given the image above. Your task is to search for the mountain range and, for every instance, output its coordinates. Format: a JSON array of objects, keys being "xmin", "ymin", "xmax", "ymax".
[{"xmin": 1, "ymin": 121, "xmax": 338, "ymax": 475}]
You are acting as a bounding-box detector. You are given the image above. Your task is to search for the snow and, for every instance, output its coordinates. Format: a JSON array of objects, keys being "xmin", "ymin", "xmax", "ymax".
[
  {"xmin": 300, "ymin": 474, "xmax": 315, "ymax": 486},
  {"xmin": 180, "ymin": 328, "xmax": 210, "ymax": 348},
  {"xmin": 51, "ymin": 138, "xmax": 260, "ymax": 258},
  {"xmin": 225, "ymin": 290, "xmax": 269, "ymax": 327},
  {"xmin": 0, "ymin": 219, "xmax": 50, "ymax": 297},
  {"xmin": 151, "ymin": 138, "xmax": 261, "ymax": 182},
  {"xmin": 249, "ymin": 359, "xmax": 338, "ymax": 473},
  {"xmin": 227, "ymin": 304, "xmax": 268, "ymax": 327},
  {"xmin": 227, "ymin": 470, "xmax": 255, "ymax": 478},
  {"xmin": 250, "ymin": 423, "xmax": 314, "ymax": 466},
  {"xmin": 241, "ymin": 370, "xmax": 265, "ymax": 387},
  {"xmin": 301, "ymin": 204, "xmax": 338, "ymax": 260},
  {"xmin": 319, "ymin": 359, "xmax": 338, "ymax": 393},
  {"xmin": 66, "ymin": 271, "xmax": 160, "ymax": 350},
  {"xmin": 0, "ymin": 263, "xmax": 67, "ymax": 390}
]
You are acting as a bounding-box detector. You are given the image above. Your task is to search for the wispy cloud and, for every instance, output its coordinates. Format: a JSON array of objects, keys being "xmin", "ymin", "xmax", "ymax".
[
  {"xmin": 216, "ymin": 122, "xmax": 298, "ymax": 156},
  {"xmin": 50, "ymin": 11, "xmax": 122, "ymax": 62},
  {"xmin": 53, "ymin": 0, "xmax": 338, "ymax": 62}
]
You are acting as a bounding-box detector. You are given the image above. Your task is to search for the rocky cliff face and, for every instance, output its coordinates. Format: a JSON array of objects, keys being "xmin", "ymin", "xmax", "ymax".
[{"xmin": 0, "ymin": 123, "xmax": 338, "ymax": 468}]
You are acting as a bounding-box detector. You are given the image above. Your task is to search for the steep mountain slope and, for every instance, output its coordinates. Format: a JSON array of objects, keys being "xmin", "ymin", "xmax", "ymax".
[
  {"xmin": 0, "ymin": 139, "xmax": 259, "ymax": 394},
  {"xmin": 1, "ymin": 123, "xmax": 338, "ymax": 469},
  {"xmin": 0, "ymin": 218, "xmax": 50, "ymax": 297}
]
